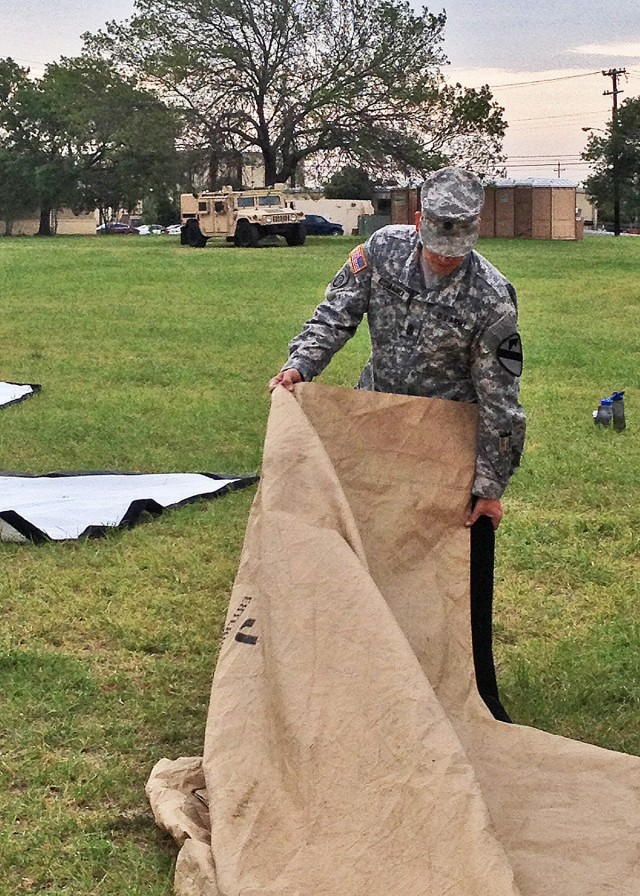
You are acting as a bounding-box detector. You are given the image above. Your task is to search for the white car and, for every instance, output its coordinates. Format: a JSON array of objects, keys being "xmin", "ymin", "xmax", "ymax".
[
  {"xmin": 165, "ymin": 224, "xmax": 183, "ymax": 235},
  {"xmin": 136, "ymin": 224, "xmax": 166, "ymax": 235}
]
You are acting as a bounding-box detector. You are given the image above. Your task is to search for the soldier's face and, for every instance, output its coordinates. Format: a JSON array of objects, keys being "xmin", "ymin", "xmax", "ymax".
[{"xmin": 422, "ymin": 249, "xmax": 465, "ymax": 277}]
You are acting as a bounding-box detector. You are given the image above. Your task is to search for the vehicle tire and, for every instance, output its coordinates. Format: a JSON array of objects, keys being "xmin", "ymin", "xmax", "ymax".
[
  {"xmin": 234, "ymin": 220, "xmax": 259, "ymax": 248},
  {"xmin": 285, "ymin": 223, "xmax": 306, "ymax": 246},
  {"xmin": 183, "ymin": 219, "xmax": 208, "ymax": 248}
]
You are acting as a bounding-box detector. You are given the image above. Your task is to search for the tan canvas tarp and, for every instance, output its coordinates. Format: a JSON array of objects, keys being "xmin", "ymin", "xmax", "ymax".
[{"xmin": 147, "ymin": 384, "xmax": 640, "ymax": 896}]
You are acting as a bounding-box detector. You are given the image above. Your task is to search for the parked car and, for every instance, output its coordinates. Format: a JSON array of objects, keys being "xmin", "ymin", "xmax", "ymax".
[
  {"xmin": 136, "ymin": 224, "xmax": 166, "ymax": 235},
  {"xmin": 165, "ymin": 223, "xmax": 183, "ymax": 235},
  {"xmin": 303, "ymin": 214, "xmax": 344, "ymax": 236},
  {"xmin": 96, "ymin": 222, "xmax": 139, "ymax": 235}
]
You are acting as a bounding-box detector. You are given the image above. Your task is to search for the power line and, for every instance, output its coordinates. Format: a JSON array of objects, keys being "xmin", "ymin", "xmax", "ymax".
[
  {"xmin": 503, "ymin": 161, "xmax": 587, "ymax": 167},
  {"xmin": 504, "ymin": 158, "xmax": 586, "ymax": 163},
  {"xmin": 506, "ymin": 153, "xmax": 583, "ymax": 159},
  {"xmin": 509, "ymin": 109, "xmax": 610, "ymax": 123},
  {"xmin": 505, "ymin": 162, "xmax": 585, "ymax": 166},
  {"xmin": 505, "ymin": 155, "xmax": 587, "ymax": 163},
  {"xmin": 489, "ymin": 71, "xmax": 602, "ymax": 90},
  {"xmin": 1, "ymin": 55, "xmax": 47, "ymax": 67},
  {"xmin": 508, "ymin": 121, "xmax": 606, "ymax": 134}
]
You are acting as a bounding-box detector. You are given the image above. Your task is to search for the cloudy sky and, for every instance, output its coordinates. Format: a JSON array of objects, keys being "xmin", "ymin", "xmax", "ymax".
[
  {"xmin": 2, "ymin": 0, "xmax": 639, "ymax": 184},
  {"xmin": 442, "ymin": 0, "xmax": 640, "ymax": 182}
]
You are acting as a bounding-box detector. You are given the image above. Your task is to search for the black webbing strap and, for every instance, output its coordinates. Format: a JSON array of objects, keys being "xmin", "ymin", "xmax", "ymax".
[{"xmin": 470, "ymin": 514, "xmax": 512, "ymax": 723}]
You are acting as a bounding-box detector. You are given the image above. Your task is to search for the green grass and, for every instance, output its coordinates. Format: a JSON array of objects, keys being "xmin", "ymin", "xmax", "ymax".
[
  {"xmin": 480, "ymin": 237, "xmax": 640, "ymax": 752},
  {"xmin": 1, "ymin": 232, "xmax": 640, "ymax": 893}
]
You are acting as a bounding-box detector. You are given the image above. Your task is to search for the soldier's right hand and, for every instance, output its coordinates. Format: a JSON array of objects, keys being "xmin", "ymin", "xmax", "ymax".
[{"xmin": 268, "ymin": 368, "xmax": 302, "ymax": 393}]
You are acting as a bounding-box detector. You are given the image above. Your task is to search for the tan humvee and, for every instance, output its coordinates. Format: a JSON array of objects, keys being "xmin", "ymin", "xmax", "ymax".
[{"xmin": 180, "ymin": 185, "xmax": 306, "ymax": 247}]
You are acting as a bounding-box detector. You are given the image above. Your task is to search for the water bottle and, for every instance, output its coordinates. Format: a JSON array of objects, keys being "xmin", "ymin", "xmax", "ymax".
[
  {"xmin": 610, "ymin": 391, "xmax": 626, "ymax": 432},
  {"xmin": 594, "ymin": 397, "xmax": 613, "ymax": 427}
]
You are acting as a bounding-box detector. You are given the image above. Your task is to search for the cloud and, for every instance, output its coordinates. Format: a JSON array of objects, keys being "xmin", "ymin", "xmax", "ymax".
[{"xmin": 572, "ymin": 42, "xmax": 640, "ymax": 58}]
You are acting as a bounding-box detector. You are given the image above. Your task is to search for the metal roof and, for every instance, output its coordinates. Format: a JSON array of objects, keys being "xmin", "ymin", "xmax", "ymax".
[{"xmin": 486, "ymin": 178, "xmax": 578, "ymax": 188}]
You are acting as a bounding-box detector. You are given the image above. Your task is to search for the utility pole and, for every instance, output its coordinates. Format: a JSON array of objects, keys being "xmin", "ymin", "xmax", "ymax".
[{"xmin": 603, "ymin": 67, "xmax": 626, "ymax": 235}]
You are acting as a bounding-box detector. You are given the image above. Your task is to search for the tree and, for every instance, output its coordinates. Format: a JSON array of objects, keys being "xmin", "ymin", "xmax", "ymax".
[
  {"xmin": 0, "ymin": 59, "xmax": 39, "ymax": 233},
  {"xmin": 40, "ymin": 58, "xmax": 181, "ymax": 228},
  {"xmin": 1, "ymin": 59, "xmax": 91, "ymax": 234},
  {"xmin": 324, "ymin": 165, "xmax": 377, "ymax": 200},
  {"xmin": 0, "ymin": 148, "xmax": 39, "ymax": 235},
  {"xmin": 583, "ymin": 96, "xmax": 640, "ymax": 229},
  {"xmin": 84, "ymin": 0, "xmax": 506, "ymax": 187},
  {"xmin": 0, "ymin": 56, "xmax": 180, "ymax": 234}
]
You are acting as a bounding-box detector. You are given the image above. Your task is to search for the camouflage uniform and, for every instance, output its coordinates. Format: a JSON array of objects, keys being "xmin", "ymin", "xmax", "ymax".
[{"xmin": 282, "ymin": 169, "xmax": 525, "ymax": 500}]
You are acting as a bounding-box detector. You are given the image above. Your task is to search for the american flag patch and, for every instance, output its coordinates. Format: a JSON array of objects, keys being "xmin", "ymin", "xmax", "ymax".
[{"xmin": 349, "ymin": 244, "xmax": 368, "ymax": 274}]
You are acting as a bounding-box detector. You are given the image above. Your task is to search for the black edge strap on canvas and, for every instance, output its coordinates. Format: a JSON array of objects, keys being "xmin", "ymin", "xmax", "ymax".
[{"xmin": 470, "ymin": 513, "xmax": 512, "ymax": 723}]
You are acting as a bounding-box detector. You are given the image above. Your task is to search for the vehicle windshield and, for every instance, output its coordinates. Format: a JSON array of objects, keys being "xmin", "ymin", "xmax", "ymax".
[
  {"xmin": 237, "ymin": 196, "xmax": 255, "ymax": 208},
  {"xmin": 258, "ymin": 195, "xmax": 282, "ymax": 207}
]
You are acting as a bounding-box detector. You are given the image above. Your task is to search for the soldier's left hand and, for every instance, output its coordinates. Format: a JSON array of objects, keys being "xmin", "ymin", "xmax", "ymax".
[{"xmin": 465, "ymin": 497, "xmax": 504, "ymax": 530}]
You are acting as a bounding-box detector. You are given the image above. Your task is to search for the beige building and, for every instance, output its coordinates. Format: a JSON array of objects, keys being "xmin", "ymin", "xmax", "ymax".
[
  {"xmin": 287, "ymin": 195, "xmax": 374, "ymax": 236},
  {"xmin": 4, "ymin": 208, "xmax": 97, "ymax": 236},
  {"xmin": 576, "ymin": 187, "xmax": 597, "ymax": 227}
]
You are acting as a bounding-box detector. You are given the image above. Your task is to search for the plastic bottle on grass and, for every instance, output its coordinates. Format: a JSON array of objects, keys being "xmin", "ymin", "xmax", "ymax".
[
  {"xmin": 594, "ymin": 398, "xmax": 613, "ymax": 427},
  {"xmin": 610, "ymin": 391, "xmax": 626, "ymax": 432}
]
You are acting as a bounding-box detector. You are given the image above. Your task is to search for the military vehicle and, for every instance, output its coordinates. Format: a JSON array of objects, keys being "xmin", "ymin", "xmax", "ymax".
[{"xmin": 180, "ymin": 186, "xmax": 306, "ymax": 247}]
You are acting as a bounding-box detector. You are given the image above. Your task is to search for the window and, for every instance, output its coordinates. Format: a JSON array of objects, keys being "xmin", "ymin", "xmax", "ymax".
[
  {"xmin": 258, "ymin": 195, "xmax": 281, "ymax": 207},
  {"xmin": 198, "ymin": 201, "xmax": 208, "ymax": 212},
  {"xmin": 237, "ymin": 196, "xmax": 255, "ymax": 208}
]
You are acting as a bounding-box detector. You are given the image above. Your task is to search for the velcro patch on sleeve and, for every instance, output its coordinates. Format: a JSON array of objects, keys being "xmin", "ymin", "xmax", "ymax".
[
  {"xmin": 331, "ymin": 267, "xmax": 351, "ymax": 289},
  {"xmin": 349, "ymin": 244, "xmax": 368, "ymax": 274},
  {"xmin": 496, "ymin": 333, "xmax": 523, "ymax": 377}
]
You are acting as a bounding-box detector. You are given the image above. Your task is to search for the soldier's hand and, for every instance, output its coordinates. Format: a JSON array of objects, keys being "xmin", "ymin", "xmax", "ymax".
[
  {"xmin": 465, "ymin": 497, "xmax": 504, "ymax": 530},
  {"xmin": 268, "ymin": 368, "xmax": 302, "ymax": 393}
]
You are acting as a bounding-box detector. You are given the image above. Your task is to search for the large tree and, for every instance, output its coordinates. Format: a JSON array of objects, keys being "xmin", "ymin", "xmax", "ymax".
[
  {"xmin": 1, "ymin": 58, "xmax": 93, "ymax": 234},
  {"xmin": 0, "ymin": 56, "xmax": 179, "ymax": 234},
  {"xmin": 47, "ymin": 58, "xmax": 181, "ymax": 223},
  {"xmin": 84, "ymin": 0, "xmax": 505, "ymax": 187},
  {"xmin": 0, "ymin": 59, "xmax": 39, "ymax": 233},
  {"xmin": 583, "ymin": 96, "xmax": 640, "ymax": 229}
]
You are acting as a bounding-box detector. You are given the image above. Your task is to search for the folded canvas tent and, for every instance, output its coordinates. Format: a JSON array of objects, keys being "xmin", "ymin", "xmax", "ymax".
[
  {"xmin": 0, "ymin": 471, "xmax": 257, "ymax": 543},
  {"xmin": 0, "ymin": 380, "xmax": 41, "ymax": 409},
  {"xmin": 147, "ymin": 384, "xmax": 640, "ymax": 896}
]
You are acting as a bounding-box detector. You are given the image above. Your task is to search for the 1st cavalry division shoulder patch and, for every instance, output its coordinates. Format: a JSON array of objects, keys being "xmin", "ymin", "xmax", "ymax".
[
  {"xmin": 496, "ymin": 334, "xmax": 523, "ymax": 377},
  {"xmin": 349, "ymin": 244, "xmax": 368, "ymax": 274}
]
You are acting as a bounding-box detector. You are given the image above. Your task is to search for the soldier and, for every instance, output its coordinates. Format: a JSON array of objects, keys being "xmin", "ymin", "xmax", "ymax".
[{"xmin": 268, "ymin": 166, "xmax": 525, "ymax": 530}]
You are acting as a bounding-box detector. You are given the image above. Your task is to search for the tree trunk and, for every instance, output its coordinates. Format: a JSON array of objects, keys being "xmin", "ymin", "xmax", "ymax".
[
  {"xmin": 208, "ymin": 152, "xmax": 219, "ymax": 191},
  {"xmin": 274, "ymin": 155, "xmax": 296, "ymax": 187},
  {"xmin": 37, "ymin": 208, "xmax": 53, "ymax": 236},
  {"xmin": 262, "ymin": 147, "xmax": 278, "ymax": 187}
]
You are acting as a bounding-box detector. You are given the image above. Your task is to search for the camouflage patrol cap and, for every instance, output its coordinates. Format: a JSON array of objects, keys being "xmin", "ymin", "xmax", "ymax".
[{"xmin": 419, "ymin": 166, "xmax": 485, "ymax": 257}]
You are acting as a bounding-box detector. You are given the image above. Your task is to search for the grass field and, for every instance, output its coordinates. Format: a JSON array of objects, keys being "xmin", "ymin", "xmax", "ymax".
[{"xmin": 1, "ymin": 231, "xmax": 639, "ymax": 894}]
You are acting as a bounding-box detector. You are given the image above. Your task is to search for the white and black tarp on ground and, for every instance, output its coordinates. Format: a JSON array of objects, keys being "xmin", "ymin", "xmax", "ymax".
[
  {"xmin": 146, "ymin": 384, "xmax": 640, "ymax": 896},
  {"xmin": 0, "ymin": 471, "xmax": 258, "ymax": 543},
  {"xmin": 0, "ymin": 381, "xmax": 41, "ymax": 409}
]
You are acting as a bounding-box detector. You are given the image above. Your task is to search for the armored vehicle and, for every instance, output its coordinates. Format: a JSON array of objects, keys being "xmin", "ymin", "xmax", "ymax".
[{"xmin": 180, "ymin": 186, "xmax": 306, "ymax": 247}]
